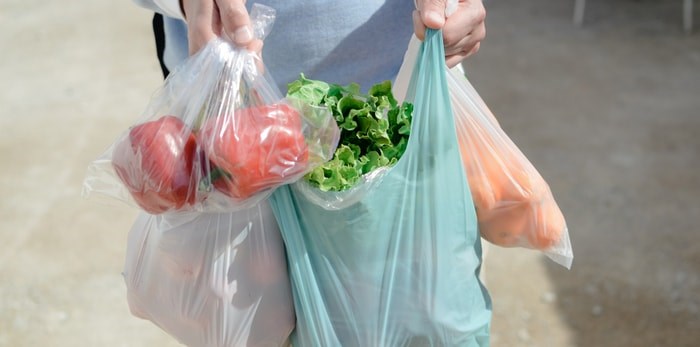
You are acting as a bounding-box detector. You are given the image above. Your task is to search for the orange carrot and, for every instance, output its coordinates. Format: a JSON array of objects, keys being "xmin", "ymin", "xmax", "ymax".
[{"xmin": 456, "ymin": 111, "xmax": 564, "ymax": 251}]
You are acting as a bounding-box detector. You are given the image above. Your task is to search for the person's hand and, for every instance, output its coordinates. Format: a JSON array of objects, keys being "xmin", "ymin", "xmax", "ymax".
[
  {"xmin": 180, "ymin": 0, "xmax": 262, "ymax": 55},
  {"xmin": 413, "ymin": 0, "xmax": 486, "ymax": 67}
]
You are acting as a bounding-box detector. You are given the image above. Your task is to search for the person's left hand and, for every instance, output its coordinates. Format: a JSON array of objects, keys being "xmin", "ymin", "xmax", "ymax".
[
  {"xmin": 180, "ymin": 0, "xmax": 262, "ymax": 55},
  {"xmin": 413, "ymin": 0, "xmax": 486, "ymax": 67}
]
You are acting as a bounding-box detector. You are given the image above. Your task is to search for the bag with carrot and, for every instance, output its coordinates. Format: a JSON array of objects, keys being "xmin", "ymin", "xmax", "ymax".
[
  {"xmin": 394, "ymin": 36, "xmax": 573, "ymax": 269},
  {"xmin": 446, "ymin": 67, "xmax": 573, "ymax": 268}
]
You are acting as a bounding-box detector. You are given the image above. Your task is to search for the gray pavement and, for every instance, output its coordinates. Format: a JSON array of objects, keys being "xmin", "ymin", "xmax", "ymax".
[
  {"xmin": 469, "ymin": 1, "xmax": 700, "ymax": 346},
  {"xmin": 1, "ymin": 0, "xmax": 698, "ymax": 346}
]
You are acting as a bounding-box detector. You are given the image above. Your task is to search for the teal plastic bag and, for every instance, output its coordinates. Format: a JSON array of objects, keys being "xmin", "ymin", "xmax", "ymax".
[{"xmin": 269, "ymin": 30, "xmax": 492, "ymax": 346}]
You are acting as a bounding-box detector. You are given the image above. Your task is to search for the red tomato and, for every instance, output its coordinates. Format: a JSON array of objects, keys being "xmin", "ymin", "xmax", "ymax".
[
  {"xmin": 112, "ymin": 115, "xmax": 198, "ymax": 214},
  {"xmin": 199, "ymin": 104, "xmax": 308, "ymax": 199}
]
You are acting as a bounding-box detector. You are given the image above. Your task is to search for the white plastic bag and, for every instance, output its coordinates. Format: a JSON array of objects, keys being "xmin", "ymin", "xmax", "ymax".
[
  {"xmin": 447, "ymin": 68, "xmax": 573, "ymax": 268},
  {"xmin": 123, "ymin": 203, "xmax": 294, "ymax": 347},
  {"xmin": 396, "ymin": 36, "xmax": 573, "ymax": 269}
]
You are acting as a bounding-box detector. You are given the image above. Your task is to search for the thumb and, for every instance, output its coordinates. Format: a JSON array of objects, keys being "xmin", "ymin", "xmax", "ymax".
[{"xmin": 417, "ymin": 0, "xmax": 447, "ymax": 29}]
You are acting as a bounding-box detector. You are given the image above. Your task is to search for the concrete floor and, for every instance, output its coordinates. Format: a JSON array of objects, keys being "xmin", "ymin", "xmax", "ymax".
[
  {"xmin": 468, "ymin": 1, "xmax": 700, "ymax": 346},
  {"xmin": 1, "ymin": 0, "xmax": 698, "ymax": 346}
]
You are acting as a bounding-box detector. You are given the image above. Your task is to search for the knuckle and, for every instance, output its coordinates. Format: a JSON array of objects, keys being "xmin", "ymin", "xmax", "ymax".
[
  {"xmin": 474, "ymin": 7, "xmax": 486, "ymax": 23},
  {"xmin": 221, "ymin": 3, "xmax": 248, "ymax": 23},
  {"xmin": 417, "ymin": 0, "xmax": 446, "ymax": 12},
  {"xmin": 474, "ymin": 25, "xmax": 486, "ymax": 41},
  {"xmin": 442, "ymin": 31, "xmax": 460, "ymax": 46},
  {"xmin": 471, "ymin": 42, "xmax": 481, "ymax": 54}
]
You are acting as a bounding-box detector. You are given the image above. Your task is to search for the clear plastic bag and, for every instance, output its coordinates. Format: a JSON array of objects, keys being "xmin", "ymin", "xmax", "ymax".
[
  {"xmin": 123, "ymin": 204, "xmax": 295, "ymax": 347},
  {"xmin": 82, "ymin": 4, "xmax": 339, "ymax": 214},
  {"xmin": 268, "ymin": 29, "xmax": 491, "ymax": 347},
  {"xmin": 447, "ymin": 68, "xmax": 573, "ymax": 269},
  {"xmin": 396, "ymin": 34, "xmax": 573, "ymax": 269}
]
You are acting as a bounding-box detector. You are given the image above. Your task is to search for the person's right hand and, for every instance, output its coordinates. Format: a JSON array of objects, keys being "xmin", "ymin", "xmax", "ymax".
[
  {"xmin": 413, "ymin": 0, "xmax": 486, "ymax": 67},
  {"xmin": 180, "ymin": 0, "xmax": 262, "ymax": 55}
]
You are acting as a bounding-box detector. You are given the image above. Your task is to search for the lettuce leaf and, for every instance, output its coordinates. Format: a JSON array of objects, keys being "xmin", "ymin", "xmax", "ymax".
[{"xmin": 287, "ymin": 74, "xmax": 413, "ymax": 192}]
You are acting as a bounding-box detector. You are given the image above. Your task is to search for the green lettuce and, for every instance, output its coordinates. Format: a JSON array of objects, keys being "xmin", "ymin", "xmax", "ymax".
[{"xmin": 287, "ymin": 74, "xmax": 413, "ymax": 192}]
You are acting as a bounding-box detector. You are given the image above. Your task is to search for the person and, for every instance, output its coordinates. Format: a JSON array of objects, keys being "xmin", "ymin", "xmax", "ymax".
[
  {"xmin": 125, "ymin": 1, "xmax": 491, "ymax": 345},
  {"xmin": 136, "ymin": 0, "xmax": 490, "ymax": 285},
  {"xmin": 133, "ymin": 0, "xmax": 486, "ymax": 92}
]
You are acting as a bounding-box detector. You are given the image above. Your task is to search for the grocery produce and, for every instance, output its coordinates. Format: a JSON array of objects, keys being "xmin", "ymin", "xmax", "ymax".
[
  {"xmin": 286, "ymin": 75, "xmax": 413, "ymax": 192},
  {"xmin": 198, "ymin": 104, "xmax": 309, "ymax": 199},
  {"xmin": 455, "ymin": 106, "xmax": 564, "ymax": 250},
  {"xmin": 112, "ymin": 115, "xmax": 198, "ymax": 214}
]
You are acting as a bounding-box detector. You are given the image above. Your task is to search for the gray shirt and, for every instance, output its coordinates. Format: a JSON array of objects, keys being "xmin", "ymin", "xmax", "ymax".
[{"xmin": 153, "ymin": 1, "xmax": 415, "ymax": 92}]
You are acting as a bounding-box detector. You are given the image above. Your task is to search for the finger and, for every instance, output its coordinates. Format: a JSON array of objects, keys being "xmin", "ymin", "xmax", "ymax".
[
  {"xmin": 412, "ymin": 10, "xmax": 426, "ymax": 41},
  {"xmin": 465, "ymin": 41, "xmax": 481, "ymax": 58},
  {"xmin": 416, "ymin": 0, "xmax": 447, "ymax": 29},
  {"xmin": 442, "ymin": 22, "xmax": 485, "ymax": 56},
  {"xmin": 445, "ymin": 53, "xmax": 466, "ymax": 68},
  {"xmin": 247, "ymin": 38, "xmax": 263, "ymax": 54},
  {"xmin": 442, "ymin": 1, "xmax": 486, "ymax": 49},
  {"xmin": 215, "ymin": 0, "xmax": 253, "ymax": 46},
  {"xmin": 182, "ymin": 0, "xmax": 218, "ymax": 54},
  {"xmin": 247, "ymin": 39, "xmax": 265, "ymax": 73},
  {"xmin": 445, "ymin": 42, "xmax": 480, "ymax": 68}
]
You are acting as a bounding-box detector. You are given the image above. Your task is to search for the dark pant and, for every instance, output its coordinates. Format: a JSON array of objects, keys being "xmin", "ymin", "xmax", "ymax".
[{"xmin": 153, "ymin": 13, "xmax": 169, "ymax": 79}]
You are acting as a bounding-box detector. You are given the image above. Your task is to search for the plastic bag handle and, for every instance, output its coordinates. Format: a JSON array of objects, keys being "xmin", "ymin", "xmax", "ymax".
[{"xmin": 250, "ymin": 3, "xmax": 276, "ymax": 40}]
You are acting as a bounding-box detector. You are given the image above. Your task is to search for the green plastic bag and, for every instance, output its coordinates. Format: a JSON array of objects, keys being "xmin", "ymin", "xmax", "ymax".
[{"xmin": 269, "ymin": 29, "xmax": 492, "ymax": 346}]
